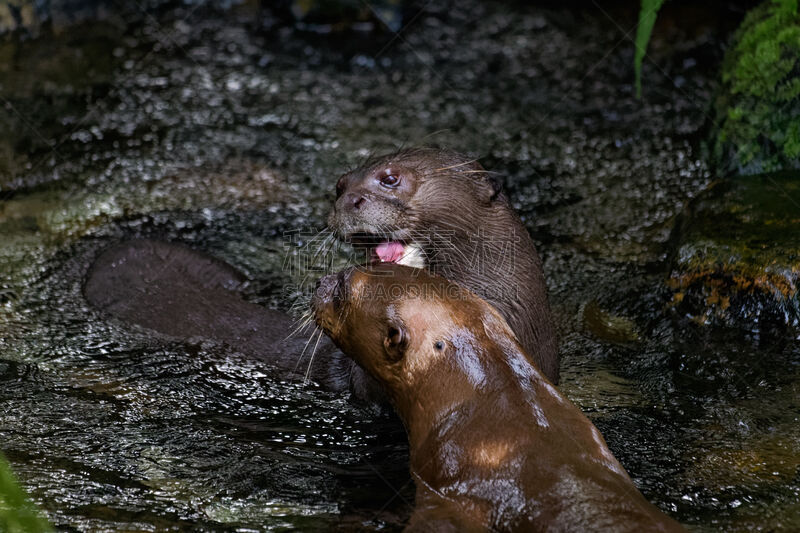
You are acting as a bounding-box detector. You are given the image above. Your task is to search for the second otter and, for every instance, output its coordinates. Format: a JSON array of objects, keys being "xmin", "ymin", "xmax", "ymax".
[
  {"xmin": 313, "ymin": 264, "xmax": 685, "ymax": 532},
  {"xmin": 329, "ymin": 147, "xmax": 560, "ymax": 384}
]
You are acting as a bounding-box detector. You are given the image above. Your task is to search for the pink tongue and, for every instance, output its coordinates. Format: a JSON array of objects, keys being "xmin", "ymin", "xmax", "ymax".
[{"xmin": 375, "ymin": 241, "xmax": 405, "ymax": 263}]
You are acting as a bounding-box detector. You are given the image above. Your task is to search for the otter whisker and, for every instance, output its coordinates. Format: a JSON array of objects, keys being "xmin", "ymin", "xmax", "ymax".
[
  {"xmin": 286, "ymin": 317, "xmax": 307, "ymax": 339},
  {"xmin": 303, "ymin": 327, "xmax": 326, "ymax": 385},
  {"xmin": 434, "ymin": 159, "xmax": 480, "ymax": 172},
  {"xmin": 333, "ymin": 286, "xmax": 354, "ymax": 335},
  {"xmin": 308, "ymin": 229, "xmax": 334, "ymax": 267},
  {"xmin": 437, "ymin": 169, "xmax": 498, "ymax": 175},
  {"xmin": 293, "ymin": 323, "xmax": 322, "ymax": 377},
  {"xmin": 298, "ymin": 228, "xmax": 336, "ymax": 292},
  {"xmin": 288, "ymin": 288, "xmax": 315, "ymax": 317},
  {"xmin": 285, "ymin": 310, "xmax": 315, "ymax": 341},
  {"xmin": 418, "ymin": 129, "xmax": 451, "ymax": 144},
  {"xmin": 303, "ymin": 228, "xmax": 333, "ymax": 271}
]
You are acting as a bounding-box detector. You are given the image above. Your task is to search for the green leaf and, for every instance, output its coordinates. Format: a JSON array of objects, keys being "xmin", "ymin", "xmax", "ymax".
[
  {"xmin": 634, "ymin": 0, "xmax": 666, "ymax": 98},
  {"xmin": 0, "ymin": 455, "xmax": 52, "ymax": 533},
  {"xmin": 772, "ymin": 0, "xmax": 798, "ymax": 15}
]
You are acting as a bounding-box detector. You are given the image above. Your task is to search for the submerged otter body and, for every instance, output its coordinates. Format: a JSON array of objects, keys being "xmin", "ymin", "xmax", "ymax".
[
  {"xmin": 329, "ymin": 148, "xmax": 559, "ymax": 383},
  {"xmin": 84, "ymin": 239, "xmax": 382, "ymax": 396},
  {"xmin": 312, "ymin": 264, "xmax": 685, "ymax": 532}
]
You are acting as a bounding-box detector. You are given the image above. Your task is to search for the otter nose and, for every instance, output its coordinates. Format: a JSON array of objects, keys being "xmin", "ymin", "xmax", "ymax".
[{"xmin": 341, "ymin": 192, "xmax": 366, "ymax": 211}]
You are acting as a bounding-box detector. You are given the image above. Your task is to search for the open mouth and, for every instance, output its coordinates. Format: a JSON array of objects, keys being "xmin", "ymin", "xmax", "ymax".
[{"xmin": 347, "ymin": 232, "xmax": 426, "ymax": 268}]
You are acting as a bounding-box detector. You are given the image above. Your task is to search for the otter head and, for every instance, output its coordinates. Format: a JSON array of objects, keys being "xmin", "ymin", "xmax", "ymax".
[
  {"xmin": 311, "ymin": 263, "xmax": 521, "ymax": 404},
  {"xmin": 326, "ymin": 146, "xmax": 559, "ymax": 385},
  {"xmin": 327, "ymin": 147, "xmax": 503, "ymax": 270}
]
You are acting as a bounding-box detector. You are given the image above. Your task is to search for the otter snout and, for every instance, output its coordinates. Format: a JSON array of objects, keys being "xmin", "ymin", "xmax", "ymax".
[
  {"xmin": 340, "ymin": 192, "xmax": 366, "ymax": 211},
  {"xmin": 312, "ymin": 268, "xmax": 357, "ymax": 334},
  {"xmin": 327, "ymin": 192, "xmax": 371, "ymax": 237}
]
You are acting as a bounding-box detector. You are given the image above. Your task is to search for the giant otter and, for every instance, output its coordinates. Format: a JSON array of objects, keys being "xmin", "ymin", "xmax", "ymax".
[
  {"xmin": 312, "ymin": 264, "xmax": 685, "ymax": 532},
  {"xmin": 84, "ymin": 147, "xmax": 558, "ymax": 396},
  {"xmin": 329, "ymin": 148, "xmax": 559, "ymax": 383}
]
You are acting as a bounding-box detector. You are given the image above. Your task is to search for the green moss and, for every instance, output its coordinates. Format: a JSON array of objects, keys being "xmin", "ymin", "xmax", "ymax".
[
  {"xmin": 711, "ymin": 0, "xmax": 800, "ymax": 175},
  {"xmin": 0, "ymin": 455, "xmax": 52, "ymax": 533}
]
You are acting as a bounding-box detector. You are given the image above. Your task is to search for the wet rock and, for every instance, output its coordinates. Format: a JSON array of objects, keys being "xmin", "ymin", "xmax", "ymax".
[
  {"xmin": 0, "ymin": 159, "xmax": 289, "ymax": 242},
  {"xmin": 709, "ymin": 1, "xmax": 800, "ymax": 176},
  {"xmin": 667, "ymin": 173, "xmax": 800, "ymax": 330},
  {"xmin": 0, "ymin": 21, "xmax": 123, "ymax": 191},
  {"xmin": 288, "ymin": 0, "xmax": 405, "ymax": 33},
  {"xmin": 582, "ymin": 300, "xmax": 641, "ymax": 344}
]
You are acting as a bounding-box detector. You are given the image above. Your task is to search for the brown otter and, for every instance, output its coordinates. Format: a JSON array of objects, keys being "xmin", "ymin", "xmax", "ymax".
[
  {"xmin": 328, "ymin": 147, "xmax": 559, "ymax": 384},
  {"xmin": 312, "ymin": 264, "xmax": 685, "ymax": 532}
]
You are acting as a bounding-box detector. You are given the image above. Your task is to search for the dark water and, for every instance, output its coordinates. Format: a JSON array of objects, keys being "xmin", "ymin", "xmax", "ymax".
[{"xmin": 1, "ymin": 1, "xmax": 798, "ymax": 531}]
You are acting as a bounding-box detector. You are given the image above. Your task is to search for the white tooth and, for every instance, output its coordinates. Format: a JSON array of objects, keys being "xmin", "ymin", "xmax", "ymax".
[{"xmin": 397, "ymin": 243, "xmax": 426, "ymax": 269}]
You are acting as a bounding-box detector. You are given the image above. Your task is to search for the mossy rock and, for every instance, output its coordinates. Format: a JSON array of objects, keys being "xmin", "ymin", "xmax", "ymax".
[
  {"xmin": 710, "ymin": 0, "xmax": 800, "ymax": 176},
  {"xmin": 667, "ymin": 172, "xmax": 800, "ymax": 330}
]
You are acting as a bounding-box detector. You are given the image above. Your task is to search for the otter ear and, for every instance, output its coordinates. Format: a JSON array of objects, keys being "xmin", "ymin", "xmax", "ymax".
[
  {"xmin": 475, "ymin": 172, "xmax": 503, "ymax": 202},
  {"xmin": 384, "ymin": 323, "xmax": 408, "ymax": 361}
]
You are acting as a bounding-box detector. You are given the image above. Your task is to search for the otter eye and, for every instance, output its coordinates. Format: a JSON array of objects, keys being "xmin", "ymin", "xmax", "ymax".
[
  {"xmin": 378, "ymin": 172, "xmax": 400, "ymax": 188},
  {"xmin": 434, "ymin": 341, "xmax": 444, "ymax": 351}
]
